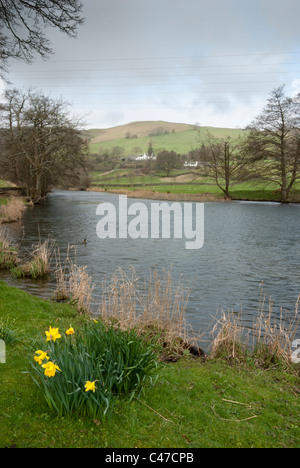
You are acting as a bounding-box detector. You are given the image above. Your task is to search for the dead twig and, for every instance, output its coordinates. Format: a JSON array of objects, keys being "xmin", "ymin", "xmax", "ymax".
[
  {"xmin": 135, "ymin": 397, "xmax": 174, "ymax": 424},
  {"xmin": 222, "ymin": 398, "xmax": 252, "ymax": 408},
  {"xmin": 211, "ymin": 405, "xmax": 258, "ymax": 423}
]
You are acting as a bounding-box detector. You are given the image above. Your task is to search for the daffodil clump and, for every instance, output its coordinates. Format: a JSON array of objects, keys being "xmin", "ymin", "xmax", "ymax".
[{"xmin": 29, "ymin": 321, "xmax": 159, "ymax": 419}]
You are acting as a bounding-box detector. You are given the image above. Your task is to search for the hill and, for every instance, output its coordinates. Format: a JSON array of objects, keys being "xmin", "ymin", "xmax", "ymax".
[{"xmin": 87, "ymin": 121, "xmax": 244, "ymax": 155}]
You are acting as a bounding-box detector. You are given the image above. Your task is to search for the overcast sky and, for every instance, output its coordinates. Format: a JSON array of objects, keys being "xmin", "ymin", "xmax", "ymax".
[{"xmin": 2, "ymin": 0, "xmax": 300, "ymax": 129}]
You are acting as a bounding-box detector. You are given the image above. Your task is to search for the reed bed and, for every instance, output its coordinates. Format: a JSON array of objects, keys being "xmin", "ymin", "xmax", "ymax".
[
  {"xmin": 98, "ymin": 267, "xmax": 197, "ymax": 358},
  {"xmin": 0, "ymin": 226, "xmax": 19, "ymax": 269},
  {"xmin": 210, "ymin": 288, "xmax": 300, "ymax": 366},
  {"xmin": 210, "ymin": 311, "xmax": 248, "ymax": 360},
  {"xmin": 0, "ymin": 197, "xmax": 25, "ymax": 223},
  {"xmin": 54, "ymin": 246, "xmax": 95, "ymax": 315},
  {"xmin": 253, "ymin": 293, "xmax": 300, "ymax": 366},
  {"xmin": 11, "ymin": 239, "xmax": 53, "ymax": 279},
  {"xmin": 53, "ymin": 255, "xmax": 196, "ymax": 355}
]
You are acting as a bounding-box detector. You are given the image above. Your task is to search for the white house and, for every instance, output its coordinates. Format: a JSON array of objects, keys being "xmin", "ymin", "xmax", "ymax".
[
  {"xmin": 184, "ymin": 161, "xmax": 199, "ymax": 167},
  {"xmin": 136, "ymin": 153, "xmax": 157, "ymax": 161}
]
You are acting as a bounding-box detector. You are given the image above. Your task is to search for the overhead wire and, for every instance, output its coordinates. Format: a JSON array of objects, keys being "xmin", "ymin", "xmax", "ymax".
[{"xmin": 5, "ymin": 49, "xmax": 300, "ymax": 122}]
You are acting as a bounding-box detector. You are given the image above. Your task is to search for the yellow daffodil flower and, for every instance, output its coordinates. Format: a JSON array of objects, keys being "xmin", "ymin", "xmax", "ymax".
[
  {"xmin": 42, "ymin": 361, "xmax": 61, "ymax": 378},
  {"xmin": 45, "ymin": 326, "xmax": 61, "ymax": 343},
  {"xmin": 84, "ymin": 381, "xmax": 97, "ymax": 393},
  {"xmin": 66, "ymin": 327, "xmax": 75, "ymax": 336},
  {"xmin": 34, "ymin": 350, "xmax": 50, "ymax": 365}
]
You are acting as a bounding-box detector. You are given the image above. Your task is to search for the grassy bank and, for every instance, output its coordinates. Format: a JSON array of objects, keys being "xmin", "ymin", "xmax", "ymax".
[
  {"xmin": 90, "ymin": 170, "xmax": 300, "ymax": 203},
  {"xmin": 0, "ymin": 281, "xmax": 299, "ymax": 448},
  {"xmin": 89, "ymin": 184, "xmax": 300, "ymax": 204}
]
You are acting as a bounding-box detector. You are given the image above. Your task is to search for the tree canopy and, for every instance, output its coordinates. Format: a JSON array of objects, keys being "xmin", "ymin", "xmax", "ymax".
[
  {"xmin": 199, "ymin": 131, "xmax": 250, "ymax": 198},
  {"xmin": 0, "ymin": 0, "xmax": 84, "ymax": 75}
]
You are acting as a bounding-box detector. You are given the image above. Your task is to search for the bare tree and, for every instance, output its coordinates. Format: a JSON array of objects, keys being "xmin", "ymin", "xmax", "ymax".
[
  {"xmin": 199, "ymin": 131, "xmax": 249, "ymax": 198},
  {"xmin": 0, "ymin": 0, "xmax": 84, "ymax": 75},
  {"xmin": 156, "ymin": 150, "xmax": 181, "ymax": 176},
  {"xmin": 246, "ymin": 85, "xmax": 300, "ymax": 202},
  {"xmin": 0, "ymin": 87, "xmax": 89, "ymax": 202}
]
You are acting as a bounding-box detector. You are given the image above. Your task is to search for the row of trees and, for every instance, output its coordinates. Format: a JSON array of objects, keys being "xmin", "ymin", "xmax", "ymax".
[
  {"xmin": 197, "ymin": 85, "xmax": 300, "ymax": 202},
  {"xmin": 1, "ymin": 85, "xmax": 299, "ymax": 203}
]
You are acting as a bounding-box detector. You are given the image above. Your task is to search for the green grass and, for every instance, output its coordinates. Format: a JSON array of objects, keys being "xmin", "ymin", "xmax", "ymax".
[
  {"xmin": 0, "ymin": 281, "xmax": 299, "ymax": 448},
  {"xmin": 89, "ymin": 123, "xmax": 244, "ymax": 155}
]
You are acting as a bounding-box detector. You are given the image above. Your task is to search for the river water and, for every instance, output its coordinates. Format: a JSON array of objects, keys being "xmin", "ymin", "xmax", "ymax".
[{"xmin": 2, "ymin": 190, "xmax": 300, "ymax": 345}]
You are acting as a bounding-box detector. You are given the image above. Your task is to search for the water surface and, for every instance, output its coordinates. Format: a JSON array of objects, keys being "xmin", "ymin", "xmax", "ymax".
[{"xmin": 2, "ymin": 190, "xmax": 300, "ymax": 345}]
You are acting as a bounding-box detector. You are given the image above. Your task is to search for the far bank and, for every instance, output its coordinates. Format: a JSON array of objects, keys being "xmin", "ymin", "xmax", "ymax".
[{"xmin": 86, "ymin": 186, "xmax": 300, "ymax": 205}]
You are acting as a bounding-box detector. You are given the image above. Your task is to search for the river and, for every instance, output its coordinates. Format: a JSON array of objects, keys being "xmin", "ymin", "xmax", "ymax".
[{"xmin": 1, "ymin": 189, "xmax": 300, "ymax": 346}]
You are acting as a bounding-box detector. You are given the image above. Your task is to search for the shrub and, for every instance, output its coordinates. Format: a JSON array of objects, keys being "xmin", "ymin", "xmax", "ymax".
[{"xmin": 29, "ymin": 321, "xmax": 160, "ymax": 419}]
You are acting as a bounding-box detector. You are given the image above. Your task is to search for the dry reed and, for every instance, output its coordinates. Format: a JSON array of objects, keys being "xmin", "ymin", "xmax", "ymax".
[
  {"xmin": 210, "ymin": 287, "xmax": 300, "ymax": 366},
  {"xmin": 210, "ymin": 310, "xmax": 248, "ymax": 360},
  {"xmin": 253, "ymin": 292, "xmax": 300, "ymax": 365},
  {"xmin": 98, "ymin": 267, "xmax": 196, "ymax": 358},
  {"xmin": 0, "ymin": 197, "xmax": 25, "ymax": 223},
  {"xmin": 11, "ymin": 239, "xmax": 53, "ymax": 279},
  {"xmin": 0, "ymin": 226, "xmax": 19, "ymax": 269},
  {"xmin": 54, "ymin": 245, "xmax": 94, "ymax": 315}
]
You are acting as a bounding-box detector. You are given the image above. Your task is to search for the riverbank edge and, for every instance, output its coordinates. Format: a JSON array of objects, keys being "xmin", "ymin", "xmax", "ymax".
[
  {"xmin": 86, "ymin": 187, "xmax": 300, "ymax": 205},
  {"xmin": 86, "ymin": 187, "xmax": 230, "ymax": 203}
]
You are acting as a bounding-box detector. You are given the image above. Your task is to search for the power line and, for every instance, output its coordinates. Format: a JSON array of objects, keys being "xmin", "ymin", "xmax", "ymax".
[
  {"xmin": 67, "ymin": 99, "xmax": 269, "ymax": 107},
  {"xmin": 6, "ymin": 78, "xmax": 288, "ymax": 86},
  {"xmin": 27, "ymin": 89, "xmax": 285, "ymax": 95},
  {"xmin": 9, "ymin": 62, "xmax": 300, "ymax": 74},
  {"xmin": 4, "ymin": 88, "xmax": 287, "ymax": 96},
  {"xmin": 36, "ymin": 50, "xmax": 300, "ymax": 64}
]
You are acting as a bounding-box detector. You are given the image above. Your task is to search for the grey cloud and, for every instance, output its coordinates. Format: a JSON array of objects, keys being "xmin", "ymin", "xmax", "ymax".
[{"xmin": 5, "ymin": 0, "xmax": 300, "ymax": 128}]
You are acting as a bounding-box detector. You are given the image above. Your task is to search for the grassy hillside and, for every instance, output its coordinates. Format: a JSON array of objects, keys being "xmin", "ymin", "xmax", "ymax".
[{"xmin": 88, "ymin": 121, "xmax": 244, "ymax": 155}]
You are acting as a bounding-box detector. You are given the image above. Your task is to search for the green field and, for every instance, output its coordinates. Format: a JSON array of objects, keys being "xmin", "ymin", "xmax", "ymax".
[
  {"xmin": 87, "ymin": 121, "xmax": 300, "ymax": 203},
  {"xmin": 0, "ymin": 281, "xmax": 299, "ymax": 448},
  {"xmin": 90, "ymin": 168, "xmax": 300, "ymax": 203}
]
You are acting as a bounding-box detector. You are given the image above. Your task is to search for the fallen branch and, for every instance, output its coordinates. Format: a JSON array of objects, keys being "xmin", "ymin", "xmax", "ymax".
[{"xmin": 222, "ymin": 398, "xmax": 252, "ymax": 408}]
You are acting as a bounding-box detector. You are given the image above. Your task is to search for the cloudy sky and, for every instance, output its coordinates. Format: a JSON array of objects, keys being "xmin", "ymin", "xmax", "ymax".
[{"xmin": 2, "ymin": 0, "xmax": 300, "ymax": 129}]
